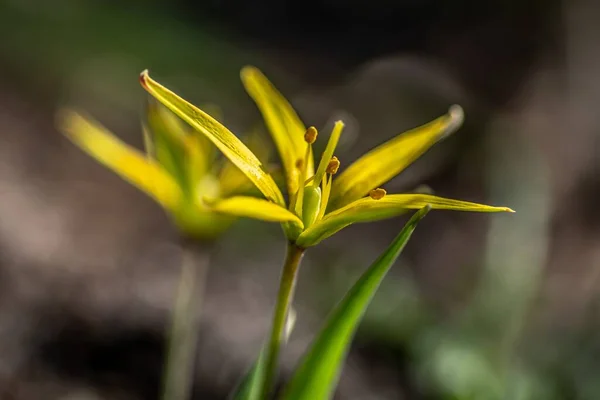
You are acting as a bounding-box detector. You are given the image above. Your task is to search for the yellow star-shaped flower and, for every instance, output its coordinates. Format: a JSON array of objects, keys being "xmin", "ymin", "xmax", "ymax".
[
  {"xmin": 57, "ymin": 100, "xmax": 270, "ymax": 240},
  {"xmin": 140, "ymin": 67, "xmax": 513, "ymax": 247}
]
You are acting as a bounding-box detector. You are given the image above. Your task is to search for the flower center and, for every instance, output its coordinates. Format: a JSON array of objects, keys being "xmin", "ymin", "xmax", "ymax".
[{"xmin": 293, "ymin": 122, "xmax": 344, "ymax": 228}]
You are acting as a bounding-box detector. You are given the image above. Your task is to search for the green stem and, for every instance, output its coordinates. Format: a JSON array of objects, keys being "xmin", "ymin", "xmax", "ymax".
[
  {"xmin": 161, "ymin": 240, "xmax": 210, "ymax": 400},
  {"xmin": 259, "ymin": 242, "xmax": 305, "ymax": 399}
]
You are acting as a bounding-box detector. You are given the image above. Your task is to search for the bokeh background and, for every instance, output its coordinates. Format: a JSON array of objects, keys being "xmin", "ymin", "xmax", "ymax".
[{"xmin": 1, "ymin": 0, "xmax": 599, "ymax": 398}]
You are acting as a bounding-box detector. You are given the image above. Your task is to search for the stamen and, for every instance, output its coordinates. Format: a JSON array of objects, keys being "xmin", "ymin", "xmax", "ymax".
[
  {"xmin": 304, "ymin": 126, "xmax": 318, "ymax": 144},
  {"xmin": 293, "ymin": 143, "xmax": 313, "ymax": 216},
  {"xmin": 293, "ymin": 126, "xmax": 319, "ymax": 215},
  {"xmin": 326, "ymin": 156, "xmax": 340, "ymax": 175},
  {"xmin": 312, "ymin": 121, "xmax": 344, "ymax": 189},
  {"xmin": 316, "ymin": 174, "xmax": 332, "ymax": 221},
  {"xmin": 369, "ymin": 188, "xmax": 386, "ymax": 200},
  {"xmin": 290, "ymin": 158, "xmax": 306, "ymax": 209}
]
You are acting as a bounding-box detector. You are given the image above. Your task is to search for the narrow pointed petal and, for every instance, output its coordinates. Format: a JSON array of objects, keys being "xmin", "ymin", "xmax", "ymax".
[
  {"xmin": 58, "ymin": 109, "xmax": 182, "ymax": 210},
  {"xmin": 205, "ymin": 196, "xmax": 304, "ymax": 227},
  {"xmin": 241, "ymin": 66, "xmax": 314, "ymax": 195},
  {"xmin": 140, "ymin": 70, "xmax": 285, "ymax": 206},
  {"xmin": 296, "ymin": 193, "xmax": 513, "ymax": 247},
  {"xmin": 330, "ymin": 106, "xmax": 465, "ymax": 208}
]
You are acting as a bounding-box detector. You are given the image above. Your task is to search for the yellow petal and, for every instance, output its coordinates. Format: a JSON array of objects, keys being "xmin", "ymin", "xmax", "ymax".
[
  {"xmin": 330, "ymin": 105, "xmax": 465, "ymax": 208},
  {"xmin": 296, "ymin": 193, "xmax": 513, "ymax": 247},
  {"xmin": 58, "ymin": 109, "xmax": 182, "ymax": 210},
  {"xmin": 218, "ymin": 126, "xmax": 272, "ymax": 197},
  {"xmin": 140, "ymin": 70, "xmax": 285, "ymax": 206},
  {"xmin": 205, "ymin": 196, "xmax": 304, "ymax": 227},
  {"xmin": 241, "ymin": 66, "xmax": 314, "ymax": 195}
]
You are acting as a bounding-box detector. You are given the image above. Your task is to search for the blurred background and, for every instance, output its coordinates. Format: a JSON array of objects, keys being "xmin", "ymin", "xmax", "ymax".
[{"xmin": 1, "ymin": 0, "xmax": 599, "ymax": 398}]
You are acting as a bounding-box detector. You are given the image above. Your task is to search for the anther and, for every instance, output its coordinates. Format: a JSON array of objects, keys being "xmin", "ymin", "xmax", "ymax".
[
  {"xmin": 369, "ymin": 188, "xmax": 387, "ymax": 200},
  {"xmin": 326, "ymin": 156, "xmax": 340, "ymax": 175},
  {"xmin": 304, "ymin": 126, "xmax": 318, "ymax": 144}
]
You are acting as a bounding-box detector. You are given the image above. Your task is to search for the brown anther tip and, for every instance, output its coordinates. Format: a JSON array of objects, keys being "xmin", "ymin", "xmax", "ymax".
[
  {"xmin": 304, "ymin": 126, "xmax": 318, "ymax": 144},
  {"xmin": 295, "ymin": 158, "xmax": 304, "ymax": 169},
  {"xmin": 326, "ymin": 156, "xmax": 340, "ymax": 175},
  {"xmin": 139, "ymin": 69, "xmax": 149, "ymax": 89},
  {"xmin": 369, "ymin": 188, "xmax": 387, "ymax": 200}
]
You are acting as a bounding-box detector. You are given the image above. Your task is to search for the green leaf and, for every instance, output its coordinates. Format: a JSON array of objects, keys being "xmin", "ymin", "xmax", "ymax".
[
  {"xmin": 282, "ymin": 206, "xmax": 431, "ymax": 400},
  {"xmin": 231, "ymin": 308, "xmax": 297, "ymax": 400},
  {"xmin": 231, "ymin": 348, "xmax": 267, "ymax": 400}
]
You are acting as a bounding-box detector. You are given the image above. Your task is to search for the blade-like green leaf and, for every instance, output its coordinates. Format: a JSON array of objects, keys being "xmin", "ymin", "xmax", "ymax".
[
  {"xmin": 231, "ymin": 308, "xmax": 297, "ymax": 400},
  {"xmin": 282, "ymin": 206, "xmax": 431, "ymax": 400}
]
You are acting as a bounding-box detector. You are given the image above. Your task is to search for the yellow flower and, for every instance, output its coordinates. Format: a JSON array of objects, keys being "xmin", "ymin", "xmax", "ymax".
[
  {"xmin": 140, "ymin": 68, "xmax": 514, "ymax": 247},
  {"xmin": 57, "ymin": 100, "xmax": 270, "ymax": 240}
]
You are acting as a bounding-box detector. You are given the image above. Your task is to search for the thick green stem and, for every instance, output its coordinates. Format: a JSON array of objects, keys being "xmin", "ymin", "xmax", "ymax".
[
  {"xmin": 259, "ymin": 242, "xmax": 305, "ymax": 399},
  {"xmin": 161, "ymin": 240, "xmax": 210, "ymax": 400}
]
